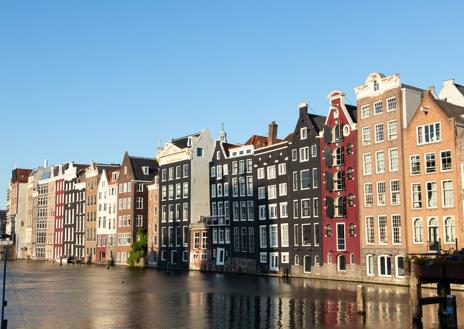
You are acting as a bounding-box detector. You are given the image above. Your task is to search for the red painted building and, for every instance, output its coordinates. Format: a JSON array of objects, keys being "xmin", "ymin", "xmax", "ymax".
[
  {"xmin": 54, "ymin": 165, "xmax": 66, "ymax": 260},
  {"xmin": 320, "ymin": 91, "xmax": 360, "ymax": 276}
]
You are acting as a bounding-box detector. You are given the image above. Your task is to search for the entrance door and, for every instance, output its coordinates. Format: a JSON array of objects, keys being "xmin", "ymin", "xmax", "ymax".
[
  {"xmin": 270, "ymin": 252, "xmax": 279, "ymax": 271},
  {"xmin": 428, "ymin": 218, "xmax": 439, "ymax": 251},
  {"xmin": 216, "ymin": 248, "xmax": 225, "ymax": 265}
]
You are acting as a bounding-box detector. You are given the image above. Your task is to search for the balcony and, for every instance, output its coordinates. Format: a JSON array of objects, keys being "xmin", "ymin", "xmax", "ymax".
[{"xmin": 200, "ymin": 216, "xmax": 229, "ymax": 227}]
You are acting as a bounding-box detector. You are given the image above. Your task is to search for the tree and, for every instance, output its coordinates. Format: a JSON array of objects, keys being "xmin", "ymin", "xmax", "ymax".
[{"xmin": 127, "ymin": 228, "xmax": 148, "ymax": 266}]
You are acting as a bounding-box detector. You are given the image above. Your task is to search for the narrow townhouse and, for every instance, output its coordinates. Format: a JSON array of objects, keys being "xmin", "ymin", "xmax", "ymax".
[
  {"xmin": 255, "ymin": 122, "xmax": 291, "ymax": 274},
  {"xmin": 85, "ymin": 163, "xmax": 120, "ymax": 263},
  {"xmin": 355, "ymin": 72, "xmax": 422, "ymax": 284},
  {"xmin": 46, "ymin": 169, "xmax": 56, "ymax": 260},
  {"xmin": 96, "ymin": 167, "xmax": 120, "ymax": 263},
  {"xmin": 147, "ymin": 174, "xmax": 159, "ymax": 267},
  {"xmin": 287, "ymin": 102, "xmax": 325, "ymax": 277},
  {"xmin": 320, "ymin": 91, "xmax": 360, "ymax": 280},
  {"xmin": 6, "ymin": 168, "xmax": 32, "ymax": 259},
  {"xmin": 208, "ymin": 126, "xmax": 271, "ymax": 273},
  {"xmin": 404, "ymin": 90, "xmax": 464, "ymax": 254},
  {"xmin": 157, "ymin": 130, "xmax": 213, "ymax": 270},
  {"xmin": 115, "ymin": 152, "xmax": 157, "ymax": 265},
  {"xmin": 63, "ymin": 163, "xmax": 88, "ymax": 260},
  {"xmin": 53, "ymin": 164, "xmax": 67, "ymax": 261},
  {"xmin": 35, "ymin": 165, "xmax": 53, "ymax": 260}
]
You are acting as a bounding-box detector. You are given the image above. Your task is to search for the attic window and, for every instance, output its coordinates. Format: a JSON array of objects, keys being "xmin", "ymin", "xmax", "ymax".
[
  {"xmin": 373, "ymin": 80, "xmax": 379, "ymax": 91},
  {"xmin": 142, "ymin": 166, "xmax": 149, "ymax": 175},
  {"xmin": 187, "ymin": 136, "xmax": 192, "ymax": 147},
  {"xmin": 112, "ymin": 172, "xmax": 117, "ymax": 181}
]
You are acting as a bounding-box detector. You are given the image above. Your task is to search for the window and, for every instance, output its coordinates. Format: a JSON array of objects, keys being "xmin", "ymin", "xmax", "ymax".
[
  {"xmin": 412, "ymin": 183, "xmax": 422, "ymax": 209},
  {"xmin": 269, "ymin": 225, "xmax": 278, "ymax": 248},
  {"xmin": 392, "ymin": 215, "xmax": 401, "ymax": 244},
  {"xmin": 260, "ymin": 253, "xmax": 267, "ymax": 263},
  {"xmin": 183, "ymin": 203, "xmax": 189, "ymax": 221},
  {"xmin": 337, "ymin": 255, "xmax": 346, "ymax": 271},
  {"xmin": 413, "ymin": 218, "xmax": 423, "ymax": 243},
  {"xmin": 375, "ymin": 151, "xmax": 385, "ymax": 173},
  {"xmin": 267, "ymin": 185, "xmax": 277, "ymax": 199},
  {"xmin": 278, "ymin": 163, "xmax": 286, "ymax": 175},
  {"xmin": 312, "ymin": 168, "xmax": 319, "ymax": 188},
  {"xmin": 246, "ymin": 159, "xmax": 253, "ymax": 173},
  {"xmin": 239, "ymin": 177, "xmax": 246, "ymax": 196},
  {"xmin": 378, "ymin": 255, "xmax": 392, "ymax": 277},
  {"xmin": 246, "ymin": 176, "xmax": 253, "ymax": 196},
  {"xmin": 223, "ymin": 182, "xmax": 229, "ymax": 197},
  {"xmin": 374, "ymin": 101, "xmax": 383, "ymax": 115},
  {"xmin": 222, "ymin": 164, "xmax": 228, "ymax": 176},
  {"xmin": 387, "ymin": 97, "xmax": 397, "ymax": 111},
  {"xmin": 304, "ymin": 256, "xmax": 312, "ymax": 273},
  {"xmin": 377, "ymin": 181, "xmax": 386, "ymax": 206},
  {"xmin": 444, "ymin": 217, "xmax": 456, "ymax": 243},
  {"xmin": 378, "ymin": 215, "xmax": 387, "ymax": 244},
  {"xmin": 311, "ymin": 144, "xmax": 317, "ymax": 157},
  {"xmin": 300, "ymin": 147, "xmax": 309, "ymax": 162},
  {"xmin": 441, "ymin": 150, "xmax": 452, "ymax": 171},
  {"xmin": 294, "ymin": 224, "xmax": 300, "ymax": 246},
  {"xmin": 278, "ymin": 183, "xmax": 287, "ymax": 196},
  {"xmin": 196, "ymin": 148, "xmax": 203, "ymax": 157},
  {"xmin": 365, "ymin": 216, "xmax": 374, "ymax": 244},
  {"xmin": 300, "ymin": 170, "xmax": 310, "ymax": 189},
  {"xmin": 396, "ymin": 256, "xmax": 405, "ymax": 278},
  {"xmin": 247, "ymin": 201, "xmax": 254, "ymax": 221},
  {"xmin": 183, "ymin": 164, "xmax": 189, "ymax": 178},
  {"xmin": 336, "ymin": 223, "xmax": 345, "ymax": 251},
  {"xmin": 216, "ymin": 166, "xmax": 223, "ymax": 180},
  {"xmin": 332, "ymin": 124, "xmax": 343, "ymax": 142},
  {"xmin": 362, "ymin": 127, "xmax": 371, "ymax": 145},
  {"xmin": 426, "ymin": 182, "xmax": 437, "ymax": 208},
  {"xmin": 389, "ymin": 148, "xmax": 399, "ymax": 172},
  {"xmin": 259, "ymin": 226, "xmax": 267, "ymax": 248},
  {"xmin": 361, "ymin": 105, "xmax": 370, "ymax": 118},
  {"xmin": 302, "ymin": 224, "xmax": 311, "ymax": 245},
  {"xmin": 248, "ymin": 228, "xmax": 255, "ymax": 253},
  {"xmin": 292, "ymin": 172, "xmax": 298, "ymax": 191},
  {"xmin": 268, "ymin": 204, "xmax": 277, "ymax": 219},
  {"xmin": 294, "ymin": 255, "xmax": 299, "ymax": 266},
  {"xmin": 232, "ymin": 161, "xmax": 238, "ymax": 175},
  {"xmin": 281, "ymin": 224, "xmax": 289, "ymax": 247},
  {"xmin": 280, "ymin": 202, "xmax": 288, "ymax": 218},
  {"xmin": 333, "ymin": 147, "xmax": 344, "ymax": 166},
  {"xmin": 240, "ymin": 202, "xmax": 247, "ymax": 221},
  {"xmin": 363, "ymin": 153, "xmax": 372, "ymax": 175},
  {"xmin": 386, "ymin": 120, "xmax": 397, "ymax": 140},
  {"xmin": 258, "ymin": 187, "xmax": 266, "ymax": 199},
  {"xmin": 211, "ymin": 185, "xmax": 217, "ymax": 198},
  {"xmin": 390, "ymin": 180, "xmax": 400, "ymax": 205},
  {"xmin": 301, "ymin": 199, "xmax": 311, "ymax": 218},
  {"xmin": 366, "ymin": 254, "xmax": 374, "ymax": 276},
  {"xmin": 312, "ymin": 198, "xmax": 319, "ymax": 218},
  {"xmin": 293, "ymin": 200, "xmax": 299, "ymax": 219},
  {"xmin": 410, "ymin": 155, "xmax": 420, "ymax": 175},
  {"xmin": 417, "ymin": 123, "xmax": 441, "ymax": 145},
  {"xmin": 259, "ymin": 205, "xmax": 266, "ymax": 220},
  {"xmin": 374, "ymin": 123, "xmax": 384, "ymax": 143},
  {"xmin": 234, "ymin": 227, "xmax": 240, "ymax": 252},
  {"xmin": 300, "ymin": 127, "xmax": 307, "ymax": 140},
  {"xmin": 233, "ymin": 202, "xmax": 239, "ymax": 221},
  {"xmin": 136, "ymin": 197, "xmax": 143, "ymax": 210},
  {"xmin": 267, "ymin": 165, "xmax": 276, "ymax": 179},
  {"xmin": 334, "ymin": 196, "xmax": 346, "ymax": 217},
  {"xmin": 291, "ymin": 149, "xmax": 297, "ymax": 161},
  {"xmin": 442, "ymin": 180, "xmax": 453, "ymax": 207},
  {"xmin": 364, "ymin": 183, "xmax": 373, "ymax": 207}
]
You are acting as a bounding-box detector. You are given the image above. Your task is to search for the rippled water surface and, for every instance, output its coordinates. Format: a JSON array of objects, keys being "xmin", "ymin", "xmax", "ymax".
[{"xmin": 1, "ymin": 261, "xmax": 463, "ymax": 328}]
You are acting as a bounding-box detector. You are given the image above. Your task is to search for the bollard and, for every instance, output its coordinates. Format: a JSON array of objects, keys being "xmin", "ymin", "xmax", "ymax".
[{"xmin": 357, "ymin": 284, "xmax": 366, "ymax": 314}]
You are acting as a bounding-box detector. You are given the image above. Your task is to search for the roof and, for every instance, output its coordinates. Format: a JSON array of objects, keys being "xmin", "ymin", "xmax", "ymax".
[
  {"xmin": 245, "ymin": 135, "xmax": 268, "ymax": 148},
  {"xmin": 345, "ymin": 104, "xmax": 357, "ymax": 122},
  {"xmin": 402, "ymin": 83, "xmax": 424, "ymax": 93},
  {"xmin": 284, "ymin": 133, "xmax": 294, "ymax": 141},
  {"xmin": 129, "ymin": 156, "xmax": 158, "ymax": 181},
  {"xmin": 308, "ymin": 114, "xmax": 326, "ymax": 132},
  {"xmin": 171, "ymin": 133, "xmax": 201, "ymax": 149},
  {"xmin": 434, "ymin": 98, "xmax": 464, "ymax": 125},
  {"xmin": 221, "ymin": 142, "xmax": 242, "ymax": 157},
  {"xmin": 455, "ymin": 83, "xmax": 464, "ymax": 96}
]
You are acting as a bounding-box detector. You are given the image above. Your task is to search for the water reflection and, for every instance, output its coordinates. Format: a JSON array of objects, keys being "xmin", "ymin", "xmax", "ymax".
[{"xmin": 1, "ymin": 262, "xmax": 462, "ymax": 328}]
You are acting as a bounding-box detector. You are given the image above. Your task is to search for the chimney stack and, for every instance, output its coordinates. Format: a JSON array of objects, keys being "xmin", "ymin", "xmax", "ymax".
[
  {"xmin": 268, "ymin": 121, "xmax": 278, "ymax": 145},
  {"xmin": 299, "ymin": 101, "xmax": 308, "ymax": 116}
]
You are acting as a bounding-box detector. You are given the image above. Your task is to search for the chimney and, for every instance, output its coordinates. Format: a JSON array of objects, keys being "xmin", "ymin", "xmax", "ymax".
[
  {"xmin": 268, "ymin": 121, "xmax": 278, "ymax": 145},
  {"xmin": 299, "ymin": 101, "xmax": 308, "ymax": 116}
]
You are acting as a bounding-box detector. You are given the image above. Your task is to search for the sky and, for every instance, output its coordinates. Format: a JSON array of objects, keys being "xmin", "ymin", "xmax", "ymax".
[{"xmin": 1, "ymin": 1, "xmax": 464, "ymax": 208}]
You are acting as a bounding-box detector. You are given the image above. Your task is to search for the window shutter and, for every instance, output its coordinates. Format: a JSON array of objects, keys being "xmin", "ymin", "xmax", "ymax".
[
  {"xmin": 323, "ymin": 126, "xmax": 331, "ymax": 144},
  {"xmin": 325, "ymin": 171, "xmax": 333, "ymax": 192},
  {"xmin": 326, "ymin": 197, "xmax": 334, "ymax": 218},
  {"xmin": 324, "ymin": 148, "xmax": 333, "ymax": 167}
]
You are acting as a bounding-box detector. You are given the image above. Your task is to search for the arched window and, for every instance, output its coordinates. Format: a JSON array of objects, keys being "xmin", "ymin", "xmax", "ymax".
[
  {"xmin": 337, "ymin": 255, "xmax": 346, "ymax": 271},
  {"xmin": 444, "ymin": 217, "xmax": 455, "ymax": 243},
  {"xmin": 333, "ymin": 171, "xmax": 344, "ymax": 191},
  {"xmin": 348, "ymin": 193, "xmax": 354, "ymax": 207},
  {"xmin": 332, "ymin": 124, "xmax": 343, "ymax": 142},
  {"xmin": 333, "ymin": 147, "xmax": 344, "ymax": 166},
  {"xmin": 350, "ymin": 253, "xmax": 355, "ymax": 265},
  {"xmin": 428, "ymin": 218, "xmax": 439, "ymax": 248},
  {"xmin": 334, "ymin": 196, "xmax": 346, "ymax": 217},
  {"xmin": 349, "ymin": 223, "xmax": 355, "ymax": 236},
  {"xmin": 413, "ymin": 218, "xmax": 423, "ymax": 243},
  {"xmin": 294, "ymin": 254, "xmax": 300, "ymax": 266},
  {"xmin": 304, "ymin": 255, "xmax": 312, "ymax": 273},
  {"xmin": 314, "ymin": 255, "xmax": 320, "ymax": 266},
  {"xmin": 326, "ymin": 224, "xmax": 332, "ymax": 237},
  {"xmin": 346, "ymin": 167, "xmax": 353, "ymax": 180},
  {"xmin": 327, "ymin": 253, "xmax": 333, "ymax": 264}
]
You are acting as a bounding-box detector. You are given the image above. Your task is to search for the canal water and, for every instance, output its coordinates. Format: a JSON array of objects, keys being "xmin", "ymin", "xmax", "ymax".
[{"xmin": 0, "ymin": 261, "xmax": 462, "ymax": 328}]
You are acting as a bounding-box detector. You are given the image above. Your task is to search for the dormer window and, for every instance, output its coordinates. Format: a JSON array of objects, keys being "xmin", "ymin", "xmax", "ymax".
[
  {"xmin": 142, "ymin": 166, "xmax": 149, "ymax": 175},
  {"xmin": 373, "ymin": 80, "xmax": 379, "ymax": 91}
]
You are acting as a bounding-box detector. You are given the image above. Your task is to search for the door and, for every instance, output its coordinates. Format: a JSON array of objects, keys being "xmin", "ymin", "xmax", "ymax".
[
  {"xmin": 270, "ymin": 252, "xmax": 279, "ymax": 271},
  {"xmin": 216, "ymin": 248, "xmax": 225, "ymax": 266},
  {"xmin": 428, "ymin": 218, "xmax": 439, "ymax": 251}
]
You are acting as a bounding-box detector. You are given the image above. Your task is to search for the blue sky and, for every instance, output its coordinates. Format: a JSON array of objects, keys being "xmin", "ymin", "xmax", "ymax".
[{"xmin": 1, "ymin": 1, "xmax": 464, "ymax": 208}]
